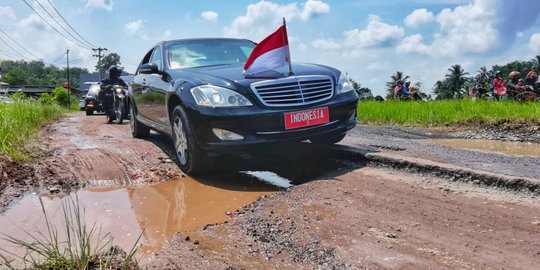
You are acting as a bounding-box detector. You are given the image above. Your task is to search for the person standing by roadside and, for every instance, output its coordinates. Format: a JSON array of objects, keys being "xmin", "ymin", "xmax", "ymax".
[
  {"xmin": 393, "ymin": 80, "xmax": 403, "ymax": 99},
  {"xmin": 493, "ymin": 70, "xmax": 507, "ymax": 99},
  {"xmin": 525, "ymin": 68, "xmax": 538, "ymax": 94}
]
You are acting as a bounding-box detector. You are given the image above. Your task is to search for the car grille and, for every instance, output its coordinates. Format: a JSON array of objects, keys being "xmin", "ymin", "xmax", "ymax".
[{"xmin": 250, "ymin": 75, "xmax": 334, "ymax": 107}]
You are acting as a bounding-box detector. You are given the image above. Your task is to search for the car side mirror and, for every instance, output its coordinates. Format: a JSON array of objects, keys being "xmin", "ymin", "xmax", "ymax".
[{"xmin": 139, "ymin": 63, "xmax": 160, "ymax": 74}]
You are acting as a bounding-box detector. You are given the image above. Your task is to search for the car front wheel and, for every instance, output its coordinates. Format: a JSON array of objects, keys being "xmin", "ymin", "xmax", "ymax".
[{"xmin": 171, "ymin": 105, "xmax": 211, "ymax": 174}]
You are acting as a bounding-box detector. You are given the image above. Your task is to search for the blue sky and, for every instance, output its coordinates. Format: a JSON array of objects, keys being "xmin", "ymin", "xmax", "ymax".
[{"xmin": 1, "ymin": 0, "xmax": 540, "ymax": 96}]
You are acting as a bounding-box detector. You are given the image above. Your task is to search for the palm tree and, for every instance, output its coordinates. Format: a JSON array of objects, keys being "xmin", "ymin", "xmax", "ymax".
[
  {"xmin": 476, "ymin": 66, "xmax": 491, "ymax": 82},
  {"xmin": 445, "ymin": 64, "xmax": 469, "ymax": 98},
  {"xmin": 385, "ymin": 71, "xmax": 410, "ymax": 98}
]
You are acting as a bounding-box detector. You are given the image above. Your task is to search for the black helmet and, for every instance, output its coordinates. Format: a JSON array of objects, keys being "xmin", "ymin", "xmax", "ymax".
[
  {"xmin": 495, "ymin": 70, "xmax": 502, "ymax": 77},
  {"xmin": 108, "ymin": 65, "xmax": 121, "ymax": 79}
]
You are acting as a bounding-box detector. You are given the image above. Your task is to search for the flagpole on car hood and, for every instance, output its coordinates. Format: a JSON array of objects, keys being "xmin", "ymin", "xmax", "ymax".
[{"xmin": 283, "ymin": 17, "xmax": 293, "ymax": 77}]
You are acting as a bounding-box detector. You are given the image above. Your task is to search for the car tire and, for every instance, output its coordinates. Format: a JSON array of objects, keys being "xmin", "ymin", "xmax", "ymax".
[
  {"xmin": 130, "ymin": 103, "xmax": 150, "ymax": 138},
  {"xmin": 171, "ymin": 105, "xmax": 211, "ymax": 174},
  {"xmin": 310, "ymin": 133, "xmax": 346, "ymax": 145},
  {"xmin": 86, "ymin": 109, "xmax": 93, "ymax": 116}
]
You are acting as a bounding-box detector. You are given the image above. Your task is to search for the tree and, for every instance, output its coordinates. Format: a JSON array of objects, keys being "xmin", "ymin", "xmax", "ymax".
[
  {"xmin": 531, "ymin": 55, "xmax": 540, "ymax": 70},
  {"xmin": 475, "ymin": 66, "xmax": 491, "ymax": 83},
  {"xmin": 385, "ymin": 71, "xmax": 410, "ymax": 98},
  {"xmin": 3, "ymin": 67, "xmax": 27, "ymax": 85},
  {"xmin": 95, "ymin": 53, "xmax": 122, "ymax": 75},
  {"xmin": 444, "ymin": 64, "xmax": 469, "ymax": 98},
  {"xmin": 349, "ymin": 78, "xmax": 373, "ymax": 99},
  {"xmin": 432, "ymin": 80, "xmax": 452, "ymax": 100}
]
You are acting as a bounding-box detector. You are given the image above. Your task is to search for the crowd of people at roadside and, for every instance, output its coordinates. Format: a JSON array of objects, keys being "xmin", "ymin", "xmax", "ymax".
[
  {"xmin": 471, "ymin": 68, "xmax": 539, "ymax": 101},
  {"xmin": 393, "ymin": 81, "xmax": 423, "ymax": 100},
  {"xmin": 392, "ymin": 68, "xmax": 540, "ymax": 101}
]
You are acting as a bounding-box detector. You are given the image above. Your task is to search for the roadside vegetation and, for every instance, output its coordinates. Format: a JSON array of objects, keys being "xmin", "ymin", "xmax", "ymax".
[
  {"xmin": 0, "ymin": 196, "xmax": 139, "ymax": 269},
  {"xmin": 0, "ymin": 87, "xmax": 76, "ymax": 160},
  {"xmin": 358, "ymin": 99, "xmax": 540, "ymax": 126}
]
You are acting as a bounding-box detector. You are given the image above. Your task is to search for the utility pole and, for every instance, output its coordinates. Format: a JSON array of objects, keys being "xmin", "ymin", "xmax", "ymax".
[
  {"xmin": 66, "ymin": 49, "xmax": 70, "ymax": 108},
  {"xmin": 92, "ymin": 47, "xmax": 107, "ymax": 80}
]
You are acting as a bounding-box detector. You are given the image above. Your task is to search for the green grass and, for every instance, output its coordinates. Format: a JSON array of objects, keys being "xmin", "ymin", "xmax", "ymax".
[
  {"xmin": 358, "ymin": 99, "xmax": 540, "ymax": 126},
  {"xmin": 0, "ymin": 99, "xmax": 65, "ymax": 160},
  {"xmin": 0, "ymin": 196, "xmax": 140, "ymax": 269}
]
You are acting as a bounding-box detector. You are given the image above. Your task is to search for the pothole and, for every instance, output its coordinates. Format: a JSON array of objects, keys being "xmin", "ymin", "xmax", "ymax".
[{"xmin": 0, "ymin": 174, "xmax": 282, "ymax": 260}]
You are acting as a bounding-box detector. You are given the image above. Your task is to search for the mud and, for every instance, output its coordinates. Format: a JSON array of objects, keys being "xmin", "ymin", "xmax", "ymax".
[
  {"xmin": 1, "ymin": 112, "xmax": 539, "ymax": 269},
  {"xmin": 151, "ymin": 167, "xmax": 540, "ymax": 269},
  {"xmin": 0, "ymin": 175, "xmax": 278, "ymax": 261}
]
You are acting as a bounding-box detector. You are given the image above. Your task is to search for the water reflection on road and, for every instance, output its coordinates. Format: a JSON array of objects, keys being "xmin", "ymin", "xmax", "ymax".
[{"xmin": 0, "ymin": 175, "xmax": 278, "ymax": 259}]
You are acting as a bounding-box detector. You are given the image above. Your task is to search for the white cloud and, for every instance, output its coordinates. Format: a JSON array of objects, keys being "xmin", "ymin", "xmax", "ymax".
[
  {"xmin": 529, "ymin": 33, "xmax": 540, "ymax": 52},
  {"xmin": 312, "ymin": 39, "xmax": 341, "ymax": 50},
  {"xmin": 300, "ymin": 0, "xmax": 330, "ymax": 21},
  {"xmin": 431, "ymin": 0, "xmax": 497, "ymax": 56},
  {"xmin": 125, "ymin": 20, "xmax": 148, "ymax": 40},
  {"xmin": 85, "ymin": 0, "xmax": 113, "ymax": 11},
  {"xmin": 224, "ymin": 1, "xmax": 298, "ymax": 40},
  {"xmin": 343, "ymin": 15, "xmax": 404, "ymax": 48},
  {"xmin": 404, "ymin": 8, "xmax": 434, "ymax": 28},
  {"xmin": 224, "ymin": 0, "xmax": 329, "ymax": 40},
  {"xmin": 0, "ymin": 6, "xmax": 16, "ymax": 21},
  {"xmin": 201, "ymin": 11, "xmax": 218, "ymax": 22},
  {"xmin": 397, "ymin": 34, "xmax": 430, "ymax": 55}
]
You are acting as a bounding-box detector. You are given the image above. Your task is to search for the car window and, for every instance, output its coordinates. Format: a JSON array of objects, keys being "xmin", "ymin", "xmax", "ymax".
[
  {"xmin": 149, "ymin": 46, "xmax": 162, "ymax": 70},
  {"xmin": 167, "ymin": 40, "xmax": 255, "ymax": 69},
  {"xmin": 88, "ymin": 85, "xmax": 100, "ymax": 95}
]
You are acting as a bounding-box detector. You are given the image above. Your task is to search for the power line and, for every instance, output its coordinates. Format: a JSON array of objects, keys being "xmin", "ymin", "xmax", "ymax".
[
  {"xmin": 44, "ymin": 0, "xmax": 96, "ymax": 48},
  {"xmin": 0, "ymin": 36, "xmax": 31, "ymax": 60},
  {"xmin": 21, "ymin": 0, "xmax": 92, "ymax": 50},
  {"xmin": 34, "ymin": 0, "xmax": 94, "ymax": 49},
  {"xmin": 0, "ymin": 28, "xmax": 38, "ymax": 59}
]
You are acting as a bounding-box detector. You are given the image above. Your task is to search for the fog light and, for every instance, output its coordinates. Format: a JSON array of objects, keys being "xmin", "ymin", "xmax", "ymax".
[{"xmin": 212, "ymin": 128, "xmax": 244, "ymax": 141}]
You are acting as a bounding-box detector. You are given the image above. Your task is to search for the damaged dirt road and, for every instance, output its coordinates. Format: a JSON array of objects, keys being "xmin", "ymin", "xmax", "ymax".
[{"xmin": 0, "ymin": 112, "xmax": 539, "ymax": 269}]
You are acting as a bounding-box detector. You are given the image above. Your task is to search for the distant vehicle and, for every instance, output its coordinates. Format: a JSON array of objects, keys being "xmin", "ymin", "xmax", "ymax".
[
  {"xmin": 84, "ymin": 83, "xmax": 102, "ymax": 115},
  {"xmin": 78, "ymin": 93, "xmax": 87, "ymax": 110},
  {"xmin": 129, "ymin": 38, "xmax": 358, "ymax": 174}
]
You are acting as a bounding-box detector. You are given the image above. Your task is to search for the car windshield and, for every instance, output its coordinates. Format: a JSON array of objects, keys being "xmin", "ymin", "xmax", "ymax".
[
  {"xmin": 166, "ymin": 39, "xmax": 255, "ymax": 69},
  {"xmin": 88, "ymin": 85, "xmax": 100, "ymax": 95}
]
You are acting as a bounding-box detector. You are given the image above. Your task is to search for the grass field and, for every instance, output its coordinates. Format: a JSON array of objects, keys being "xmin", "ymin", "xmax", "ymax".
[
  {"xmin": 358, "ymin": 100, "xmax": 540, "ymax": 126},
  {"xmin": 0, "ymin": 100, "xmax": 65, "ymax": 160}
]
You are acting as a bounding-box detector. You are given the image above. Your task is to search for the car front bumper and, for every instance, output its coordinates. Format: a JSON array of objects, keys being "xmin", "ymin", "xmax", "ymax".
[{"xmin": 185, "ymin": 92, "xmax": 358, "ymax": 151}]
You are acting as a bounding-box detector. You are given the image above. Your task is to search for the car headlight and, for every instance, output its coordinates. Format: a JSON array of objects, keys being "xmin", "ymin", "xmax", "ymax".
[
  {"xmin": 190, "ymin": 85, "xmax": 253, "ymax": 107},
  {"xmin": 336, "ymin": 73, "xmax": 354, "ymax": 95}
]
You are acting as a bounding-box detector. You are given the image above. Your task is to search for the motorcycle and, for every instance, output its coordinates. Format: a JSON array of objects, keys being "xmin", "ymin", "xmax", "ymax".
[{"xmin": 102, "ymin": 84, "xmax": 128, "ymax": 124}]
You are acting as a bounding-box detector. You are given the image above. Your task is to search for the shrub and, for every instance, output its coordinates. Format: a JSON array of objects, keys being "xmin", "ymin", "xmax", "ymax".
[{"xmin": 39, "ymin": 93, "xmax": 55, "ymax": 105}]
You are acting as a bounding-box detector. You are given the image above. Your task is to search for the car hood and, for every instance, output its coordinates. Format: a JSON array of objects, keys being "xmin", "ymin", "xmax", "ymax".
[{"xmin": 168, "ymin": 63, "xmax": 341, "ymax": 93}]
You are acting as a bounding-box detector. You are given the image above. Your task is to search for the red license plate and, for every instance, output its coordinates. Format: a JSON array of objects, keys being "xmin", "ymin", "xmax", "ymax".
[{"xmin": 284, "ymin": 107, "xmax": 329, "ymax": 130}]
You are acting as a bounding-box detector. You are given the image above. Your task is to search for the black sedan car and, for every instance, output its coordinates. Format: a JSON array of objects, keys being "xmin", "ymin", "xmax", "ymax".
[{"xmin": 129, "ymin": 38, "xmax": 358, "ymax": 174}]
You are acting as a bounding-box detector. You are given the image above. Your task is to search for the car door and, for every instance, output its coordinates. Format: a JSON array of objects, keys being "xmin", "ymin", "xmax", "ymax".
[
  {"xmin": 133, "ymin": 46, "xmax": 168, "ymax": 128},
  {"xmin": 143, "ymin": 45, "xmax": 170, "ymax": 127}
]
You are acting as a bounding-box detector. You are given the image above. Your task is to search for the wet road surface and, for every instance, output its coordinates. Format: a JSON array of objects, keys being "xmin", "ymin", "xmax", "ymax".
[{"xmin": 1, "ymin": 112, "xmax": 539, "ymax": 268}]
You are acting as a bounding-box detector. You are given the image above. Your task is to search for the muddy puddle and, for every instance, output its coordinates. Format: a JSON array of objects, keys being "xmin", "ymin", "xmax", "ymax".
[
  {"xmin": 431, "ymin": 139, "xmax": 540, "ymax": 158},
  {"xmin": 0, "ymin": 173, "xmax": 283, "ymax": 262}
]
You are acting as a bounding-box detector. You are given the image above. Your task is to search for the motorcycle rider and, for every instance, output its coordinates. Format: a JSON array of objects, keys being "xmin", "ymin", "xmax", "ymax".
[{"xmin": 99, "ymin": 66, "xmax": 127, "ymax": 117}]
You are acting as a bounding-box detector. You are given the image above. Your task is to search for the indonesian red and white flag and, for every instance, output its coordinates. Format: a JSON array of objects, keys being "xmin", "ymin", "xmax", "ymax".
[{"xmin": 243, "ymin": 24, "xmax": 291, "ymax": 77}]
